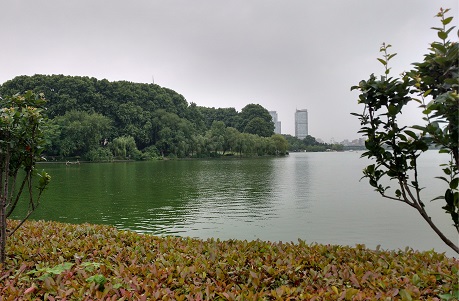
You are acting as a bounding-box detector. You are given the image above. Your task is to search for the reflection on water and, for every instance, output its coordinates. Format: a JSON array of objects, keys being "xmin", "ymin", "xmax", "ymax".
[{"xmin": 13, "ymin": 151, "xmax": 457, "ymax": 256}]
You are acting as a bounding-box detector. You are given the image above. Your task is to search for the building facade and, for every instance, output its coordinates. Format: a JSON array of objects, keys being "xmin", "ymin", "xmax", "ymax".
[
  {"xmin": 295, "ymin": 109, "xmax": 308, "ymax": 139},
  {"xmin": 268, "ymin": 111, "xmax": 282, "ymax": 134}
]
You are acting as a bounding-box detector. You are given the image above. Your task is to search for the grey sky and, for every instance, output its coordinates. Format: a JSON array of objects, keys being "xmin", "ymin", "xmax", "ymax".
[{"xmin": 1, "ymin": 1, "xmax": 458, "ymax": 142}]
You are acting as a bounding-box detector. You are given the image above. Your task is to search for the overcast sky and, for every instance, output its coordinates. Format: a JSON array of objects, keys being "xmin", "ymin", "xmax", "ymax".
[{"xmin": 1, "ymin": 1, "xmax": 458, "ymax": 142}]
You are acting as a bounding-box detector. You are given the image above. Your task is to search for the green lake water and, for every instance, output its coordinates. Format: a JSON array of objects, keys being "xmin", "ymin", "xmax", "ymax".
[{"xmin": 12, "ymin": 151, "xmax": 457, "ymax": 256}]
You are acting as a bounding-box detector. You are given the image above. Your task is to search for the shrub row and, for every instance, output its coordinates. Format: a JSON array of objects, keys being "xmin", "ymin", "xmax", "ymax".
[{"xmin": 1, "ymin": 220, "xmax": 457, "ymax": 300}]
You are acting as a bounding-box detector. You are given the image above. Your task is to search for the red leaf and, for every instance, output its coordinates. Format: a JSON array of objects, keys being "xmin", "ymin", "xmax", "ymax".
[{"xmin": 24, "ymin": 286, "xmax": 36, "ymax": 294}]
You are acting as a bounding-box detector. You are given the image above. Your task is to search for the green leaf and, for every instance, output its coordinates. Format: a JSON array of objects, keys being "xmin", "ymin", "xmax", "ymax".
[
  {"xmin": 86, "ymin": 274, "xmax": 107, "ymax": 291},
  {"xmin": 82, "ymin": 262, "xmax": 102, "ymax": 272},
  {"xmin": 411, "ymin": 97, "xmax": 422, "ymax": 104},
  {"xmin": 442, "ymin": 16, "xmax": 453, "ymax": 25},
  {"xmin": 377, "ymin": 58, "xmax": 387, "ymax": 66},
  {"xmin": 399, "ymin": 289, "xmax": 413, "ymax": 301},
  {"xmin": 435, "ymin": 176, "xmax": 449, "ymax": 183},
  {"xmin": 86, "ymin": 274, "xmax": 107, "ymax": 285},
  {"xmin": 388, "ymin": 104, "xmax": 399, "ymax": 116},
  {"xmin": 431, "ymin": 43, "xmax": 446, "ymax": 54},
  {"xmin": 450, "ymin": 178, "xmax": 459, "ymax": 190},
  {"xmin": 388, "ymin": 53, "xmax": 397, "ymax": 60},
  {"xmin": 445, "ymin": 189, "xmax": 454, "ymax": 206},
  {"xmin": 404, "ymin": 130, "xmax": 417, "ymax": 140},
  {"xmin": 439, "ymin": 292, "xmax": 459, "ymax": 301},
  {"xmin": 398, "ymin": 133, "xmax": 407, "ymax": 141},
  {"xmin": 422, "ymin": 89, "xmax": 432, "ymax": 97},
  {"xmin": 445, "ymin": 26, "xmax": 456, "ymax": 35},
  {"xmin": 431, "ymin": 195, "xmax": 445, "ymax": 202},
  {"xmin": 412, "ymin": 273, "xmax": 421, "ymax": 286},
  {"xmin": 411, "ymin": 125, "xmax": 426, "ymax": 131},
  {"xmin": 443, "ymin": 168, "xmax": 452, "ymax": 175},
  {"xmin": 422, "ymin": 108, "xmax": 432, "ymax": 115},
  {"xmin": 437, "ymin": 31, "xmax": 447, "ymax": 40}
]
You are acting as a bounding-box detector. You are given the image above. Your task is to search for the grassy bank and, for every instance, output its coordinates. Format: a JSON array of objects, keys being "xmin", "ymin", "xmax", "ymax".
[{"xmin": 1, "ymin": 220, "xmax": 457, "ymax": 300}]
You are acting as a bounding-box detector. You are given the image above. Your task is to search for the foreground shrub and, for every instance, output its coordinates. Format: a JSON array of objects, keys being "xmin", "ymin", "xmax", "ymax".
[{"xmin": 1, "ymin": 220, "xmax": 457, "ymax": 300}]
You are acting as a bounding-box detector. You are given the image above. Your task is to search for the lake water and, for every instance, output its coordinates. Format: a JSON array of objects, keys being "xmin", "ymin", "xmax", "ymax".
[{"xmin": 13, "ymin": 151, "xmax": 458, "ymax": 256}]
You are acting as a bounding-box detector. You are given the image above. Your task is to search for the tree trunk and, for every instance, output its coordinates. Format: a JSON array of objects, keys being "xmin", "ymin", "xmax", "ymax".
[
  {"xmin": 0, "ymin": 152, "xmax": 10, "ymax": 264},
  {"xmin": 418, "ymin": 205, "xmax": 459, "ymax": 254}
]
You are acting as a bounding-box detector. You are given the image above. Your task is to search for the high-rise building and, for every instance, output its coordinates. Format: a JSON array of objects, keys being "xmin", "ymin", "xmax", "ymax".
[
  {"xmin": 295, "ymin": 109, "xmax": 308, "ymax": 139},
  {"xmin": 268, "ymin": 111, "xmax": 282, "ymax": 134}
]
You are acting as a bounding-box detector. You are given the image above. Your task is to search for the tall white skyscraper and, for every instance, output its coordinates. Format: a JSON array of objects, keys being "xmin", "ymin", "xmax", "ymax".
[
  {"xmin": 295, "ymin": 109, "xmax": 308, "ymax": 139},
  {"xmin": 268, "ymin": 111, "xmax": 282, "ymax": 134}
]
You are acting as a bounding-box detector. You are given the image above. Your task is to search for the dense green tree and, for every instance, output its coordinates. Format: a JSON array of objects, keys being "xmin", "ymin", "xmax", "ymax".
[
  {"xmin": 197, "ymin": 106, "xmax": 239, "ymax": 130},
  {"xmin": 189, "ymin": 134, "xmax": 207, "ymax": 157},
  {"xmin": 214, "ymin": 107, "xmax": 239, "ymax": 128},
  {"xmin": 0, "ymin": 91, "xmax": 51, "ymax": 263},
  {"xmin": 303, "ymin": 135, "xmax": 319, "ymax": 146},
  {"xmin": 283, "ymin": 134, "xmax": 339, "ymax": 152},
  {"xmin": 351, "ymin": 8, "xmax": 458, "ymax": 253},
  {"xmin": 186, "ymin": 102, "xmax": 206, "ymax": 133},
  {"xmin": 0, "ymin": 75, "xmax": 188, "ymax": 123},
  {"xmin": 53, "ymin": 110, "xmax": 113, "ymax": 158},
  {"xmin": 207, "ymin": 121, "xmax": 226, "ymax": 155},
  {"xmin": 41, "ymin": 119, "xmax": 62, "ymax": 157},
  {"xmin": 237, "ymin": 104, "xmax": 274, "ymax": 137},
  {"xmin": 254, "ymin": 136, "xmax": 269, "ymax": 156},
  {"xmin": 240, "ymin": 133, "xmax": 256, "ymax": 155},
  {"xmin": 271, "ymin": 134, "xmax": 289, "ymax": 155},
  {"xmin": 111, "ymin": 136, "xmax": 141, "ymax": 160},
  {"xmin": 113, "ymin": 102, "xmax": 152, "ymax": 148},
  {"xmin": 0, "ymin": 75, "xmax": 297, "ymax": 159},
  {"xmin": 222, "ymin": 127, "xmax": 240, "ymax": 155},
  {"xmin": 151, "ymin": 109, "xmax": 194, "ymax": 157},
  {"xmin": 244, "ymin": 117, "xmax": 274, "ymax": 137},
  {"xmin": 85, "ymin": 147, "xmax": 113, "ymax": 162},
  {"xmin": 283, "ymin": 135, "xmax": 303, "ymax": 152}
]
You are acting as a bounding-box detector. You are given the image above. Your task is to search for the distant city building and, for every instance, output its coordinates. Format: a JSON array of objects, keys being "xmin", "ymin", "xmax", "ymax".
[
  {"xmin": 295, "ymin": 109, "xmax": 308, "ymax": 139},
  {"xmin": 269, "ymin": 111, "xmax": 282, "ymax": 134},
  {"xmin": 340, "ymin": 138, "xmax": 365, "ymax": 147}
]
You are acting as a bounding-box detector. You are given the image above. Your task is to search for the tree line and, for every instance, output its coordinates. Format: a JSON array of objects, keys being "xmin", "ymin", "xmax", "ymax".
[
  {"xmin": 284, "ymin": 135, "xmax": 343, "ymax": 152},
  {"xmin": 0, "ymin": 75, "xmax": 293, "ymax": 160}
]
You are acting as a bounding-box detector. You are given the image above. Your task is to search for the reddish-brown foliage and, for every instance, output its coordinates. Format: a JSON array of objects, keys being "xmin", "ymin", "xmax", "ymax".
[{"xmin": 0, "ymin": 220, "xmax": 457, "ymax": 300}]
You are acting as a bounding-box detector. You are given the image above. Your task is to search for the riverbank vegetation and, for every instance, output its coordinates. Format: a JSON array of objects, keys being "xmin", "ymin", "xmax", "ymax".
[
  {"xmin": 0, "ymin": 75, "xmax": 294, "ymax": 160},
  {"xmin": 0, "ymin": 75, "xmax": 345, "ymax": 161},
  {"xmin": 284, "ymin": 134, "xmax": 344, "ymax": 152},
  {"xmin": 1, "ymin": 220, "xmax": 457, "ymax": 300}
]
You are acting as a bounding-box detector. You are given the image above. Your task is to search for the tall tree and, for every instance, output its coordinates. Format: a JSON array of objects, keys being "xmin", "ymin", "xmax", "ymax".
[
  {"xmin": 271, "ymin": 134, "xmax": 289, "ymax": 155},
  {"xmin": 111, "ymin": 136, "xmax": 141, "ymax": 159},
  {"xmin": 238, "ymin": 104, "xmax": 274, "ymax": 137},
  {"xmin": 53, "ymin": 110, "xmax": 113, "ymax": 158},
  {"xmin": 208, "ymin": 121, "xmax": 226, "ymax": 155},
  {"xmin": 0, "ymin": 91, "xmax": 51, "ymax": 263},
  {"xmin": 351, "ymin": 8, "xmax": 458, "ymax": 253}
]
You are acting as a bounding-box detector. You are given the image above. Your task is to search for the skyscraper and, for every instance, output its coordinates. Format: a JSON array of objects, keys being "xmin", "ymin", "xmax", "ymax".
[
  {"xmin": 295, "ymin": 109, "xmax": 308, "ymax": 139},
  {"xmin": 268, "ymin": 111, "xmax": 282, "ymax": 134}
]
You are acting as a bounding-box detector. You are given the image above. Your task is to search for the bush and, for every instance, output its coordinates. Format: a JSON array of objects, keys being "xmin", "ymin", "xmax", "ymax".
[{"xmin": 2, "ymin": 220, "xmax": 457, "ymax": 300}]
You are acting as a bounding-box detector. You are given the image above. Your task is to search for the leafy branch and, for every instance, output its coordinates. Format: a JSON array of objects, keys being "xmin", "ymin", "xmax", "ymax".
[{"xmin": 351, "ymin": 8, "xmax": 458, "ymax": 254}]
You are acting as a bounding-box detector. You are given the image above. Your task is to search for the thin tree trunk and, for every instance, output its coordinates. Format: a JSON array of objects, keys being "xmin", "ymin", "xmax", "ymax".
[
  {"xmin": 0, "ymin": 151, "xmax": 10, "ymax": 264},
  {"xmin": 418, "ymin": 205, "xmax": 459, "ymax": 254}
]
